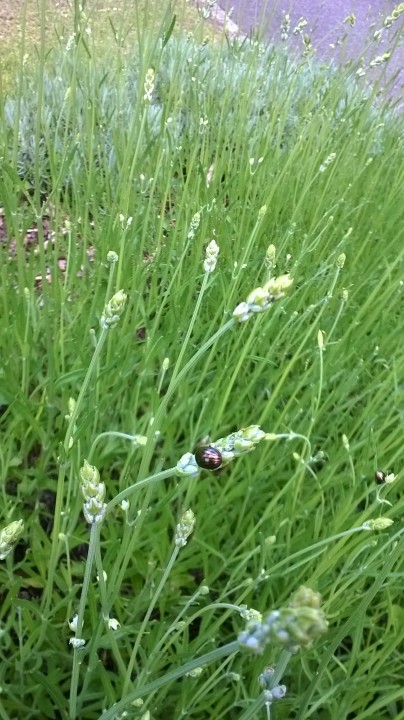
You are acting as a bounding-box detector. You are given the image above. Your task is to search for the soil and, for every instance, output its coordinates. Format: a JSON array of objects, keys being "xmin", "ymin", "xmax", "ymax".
[{"xmin": 0, "ymin": 0, "xmax": 69, "ymax": 41}]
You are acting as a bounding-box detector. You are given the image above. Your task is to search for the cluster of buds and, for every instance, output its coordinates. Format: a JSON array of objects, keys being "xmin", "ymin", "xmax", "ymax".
[
  {"xmin": 187, "ymin": 211, "xmax": 201, "ymax": 240},
  {"xmin": 175, "ymin": 509, "xmax": 196, "ymax": 547},
  {"xmin": 259, "ymin": 667, "xmax": 287, "ymax": 707},
  {"xmin": 0, "ymin": 520, "xmax": 24, "ymax": 560},
  {"xmin": 238, "ymin": 586, "xmax": 328, "ymax": 654},
  {"xmin": 198, "ymin": 0, "xmax": 217, "ymax": 20},
  {"xmin": 80, "ymin": 460, "xmax": 106, "ymax": 525},
  {"xmin": 233, "ymin": 274, "xmax": 293, "ymax": 323},
  {"xmin": 176, "ymin": 425, "xmax": 271, "ymax": 478},
  {"xmin": 382, "ymin": 3, "xmax": 404, "ymax": 30},
  {"xmin": 143, "ymin": 67, "xmax": 155, "ymax": 105},
  {"xmin": 203, "ymin": 239, "xmax": 219, "ymax": 273},
  {"xmin": 280, "ymin": 12, "xmax": 291, "ymax": 41},
  {"xmin": 100, "ymin": 290, "xmax": 127, "ymax": 329}
]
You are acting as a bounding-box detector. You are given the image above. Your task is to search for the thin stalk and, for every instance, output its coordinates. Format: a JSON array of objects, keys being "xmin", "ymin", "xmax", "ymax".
[
  {"xmin": 238, "ymin": 649, "xmax": 292, "ymax": 720},
  {"xmin": 99, "ymin": 641, "xmax": 240, "ymax": 720},
  {"xmin": 136, "ymin": 320, "xmax": 234, "ymax": 482},
  {"xmin": 69, "ymin": 522, "xmax": 100, "ymax": 719},
  {"xmin": 122, "ymin": 546, "xmax": 180, "ymax": 694}
]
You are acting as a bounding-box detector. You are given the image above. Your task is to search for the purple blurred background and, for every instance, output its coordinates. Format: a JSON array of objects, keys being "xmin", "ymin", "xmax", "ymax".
[{"xmin": 218, "ymin": 0, "xmax": 404, "ymax": 105}]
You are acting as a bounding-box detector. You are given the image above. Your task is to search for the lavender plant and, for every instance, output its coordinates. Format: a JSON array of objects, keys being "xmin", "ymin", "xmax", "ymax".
[{"xmin": 1, "ymin": 2, "xmax": 404, "ymax": 719}]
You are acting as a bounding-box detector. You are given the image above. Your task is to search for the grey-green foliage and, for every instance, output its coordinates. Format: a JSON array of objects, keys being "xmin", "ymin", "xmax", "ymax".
[{"xmin": 4, "ymin": 35, "xmax": 390, "ymax": 193}]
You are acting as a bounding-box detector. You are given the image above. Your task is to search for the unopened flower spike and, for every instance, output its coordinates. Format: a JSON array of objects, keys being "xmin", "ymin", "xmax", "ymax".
[
  {"xmin": 80, "ymin": 460, "xmax": 107, "ymax": 524},
  {"xmin": 143, "ymin": 67, "xmax": 155, "ymax": 105},
  {"xmin": 259, "ymin": 667, "xmax": 287, "ymax": 707},
  {"xmin": 204, "ymin": 239, "xmax": 219, "ymax": 273},
  {"xmin": 239, "ymin": 606, "xmax": 262, "ymax": 623},
  {"xmin": 100, "ymin": 289, "xmax": 127, "ymax": 329},
  {"xmin": 0, "ymin": 520, "xmax": 24, "ymax": 560},
  {"xmin": 176, "ymin": 452, "xmax": 201, "ymax": 479},
  {"xmin": 107, "ymin": 250, "xmax": 118, "ymax": 264},
  {"xmin": 176, "ymin": 425, "xmax": 271, "ymax": 478},
  {"xmin": 233, "ymin": 274, "xmax": 293, "ymax": 323},
  {"xmin": 238, "ymin": 586, "xmax": 328, "ymax": 654},
  {"xmin": 175, "ymin": 509, "xmax": 196, "ymax": 547},
  {"xmin": 188, "ymin": 212, "xmax": 201, "ymax": 240},
  {"xmin": 108, "ymin": 617, "xmax": 120, "ymax": 630},
  {"xmin": 363, "ymin": 517, "xmax": 393, "ymax": 531},
  {"xmin": 265, "ymin": 244, "xmax": 276, "ymax": 273}
]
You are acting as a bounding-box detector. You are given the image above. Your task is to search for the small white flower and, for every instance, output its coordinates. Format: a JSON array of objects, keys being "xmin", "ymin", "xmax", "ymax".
[
  {"xmin": 206, "ymin": 163, "xmax": 215, "ymax": 187},
  {"xmin": 176, "ymin": 452, "xmax": 200, "ymax": 478},
  {"xmin": 107, "ymin": 250, "xmax": 118, "ymax": 264},
  {"xmin": 69, "ymin": 638, "xmax": 86, "ymax": 649},
  {"xmin": 188, "ymin": 212, "xmax": 201, "ymax": 239},
  {"xmin": 239, "ymin": 606, "xmax": 262, "ymax": 623},
  {"xmin": 143, "ymin": 68, "xmax": 155, "ymax": 104},
  {"xmin": 68, "ymin": 614, "xmax": 79, "ymax": 632},
  {"xmin": 369, "ymin": 52, "xmax": 391, "ymax": 68},
  {"xmin": 319, "ymin": 153, "xmax": 336, "ymax": 173},
  {"xmin": 203, "ymin": 239, "xmax": 219, "ymax": 273},
  {"xmin": 175, "ymin": 509, "xmax": 196, "ymax": 547},
  {"xmin": 108, "ymin": 618, "xmax": 120, "ymax": 630}
]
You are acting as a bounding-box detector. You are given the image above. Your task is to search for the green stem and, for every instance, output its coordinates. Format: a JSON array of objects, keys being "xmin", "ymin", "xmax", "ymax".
[
  {"xmin": 64, "ymin": 327, "xmax": 109, "ymax": 454},
  {"xmin": 122, "ymin": 546, "xmax": 180, "ymax": 695},
  {"xmin": 169, "ymin": 271, "xmax": 210, "ymax": 386},
  {"xmin": 106, "ymin": 467, "xmax": 176, "ymax": 514},
  {"xmin": 88, "ymin": 431, "xmax": 146, "ymax": 462},
  {"xmin": 98, "ymin": 641, "xmax": 240, "ymax": 720},
  {"xmin": 295, "ymin": 531, "xmax": 404, "ymax": 720},
  {"xmin": 136, "ymin": 320, "xmax": 235, "ymax": 482},
  {"xmin": 42, "ymin": 327, "xmax": 109, "ymax": 615},
  {"xmin": 238, "ymin": 649, "xmax": 292, "ymax": 720},
  {"xmin": 69, "ymin": 522, "xmax": 100, "ymax": 720}
]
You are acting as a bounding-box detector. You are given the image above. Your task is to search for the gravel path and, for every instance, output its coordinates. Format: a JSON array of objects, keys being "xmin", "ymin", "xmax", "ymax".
[{"xmin": 217, "ymin": 0, "xmax": 404, "ymax": 103}]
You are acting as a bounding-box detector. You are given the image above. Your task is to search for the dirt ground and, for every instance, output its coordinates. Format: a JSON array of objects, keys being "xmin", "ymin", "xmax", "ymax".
[{"xmin": 0, "ymin": 1, "xmax": 69, "ymax": 40}]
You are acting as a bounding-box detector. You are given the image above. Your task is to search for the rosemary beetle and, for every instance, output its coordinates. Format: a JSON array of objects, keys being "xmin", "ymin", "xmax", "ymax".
[{"xmin": 194, "ymin": 446, "xmax": 223, "ymax": 470}]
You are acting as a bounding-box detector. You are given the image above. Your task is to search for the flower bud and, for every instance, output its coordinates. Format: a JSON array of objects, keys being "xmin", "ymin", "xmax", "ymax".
[
  {"xmin": 258, "ymin": 666, "xmax": 275, "ymax": 689},
  {"xmin": 107, "ymin": 251, "xmax": 118, "ymax": 264},
  {"xmin": 143, "ymin": 67, "xmax": 155, "ymax": 104},
  {"xmin": 239, "ymin": 606, "xmax": 262, "ymax": 623},
  {"xmin": 80, "ymin": 460, "xmax": 103, "ymax": 499},
  {"xmin": 100, "ymin": 289, "xmax": 127, "ymax": 329},
  {"xmin": 232, "ymin": 301, "xmax": 251, "ymax": 323},
  {"xmin": 80, "ymin": 460, "xmax": 106, "ymax": 524},
  {"xmin": 363, "ymin": 517, "xmax": 393, "ymax": 531},
  {"xmin": 264, "ymin": 274, "xmax": 293, "ymax": 296},
  {"xmin": 233, "ymin": 275, "xmax": 293, "ymax": 323},
  {"xmin": 68, "ymin": 614, "xmax": 78, "ymax": 632},
  {"xmin": 271, "ymin": 685, "xmax": 287, "ymax": 700},
  {"xmin": 175, "ymin": 509, "xmax": 196, "ymax": 547},
  {"xmin": 0, "ymin": 519, "xmax": 24, "ymax": 560},
  {"xmin": 108, "ymin": 618, "xmax": 120, "ymax": 630},
  {"xmin": 246, "ymin": 286, "xmax": 274, "ymax": 312},
  {"xmin": 203, "ymin": 239, "xmax": 220, "ymax": 273},
  {"xmin": 265, "ymin": 244, "xmax": 276, "ymax": 271},
  {"xmin": 238, "ymin": 586, "xmax": 327, "ymax": 654},
  {"xmin": 176, "ymin": 452, "xmax": 201, "ymax": 478},
  {"xmin": 83, "ymin": 497, "xmax": 106, "ymax": 525}
]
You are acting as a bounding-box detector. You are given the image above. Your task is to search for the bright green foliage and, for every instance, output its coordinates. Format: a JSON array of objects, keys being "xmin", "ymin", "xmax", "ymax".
[{"xmin": 0, "ymin": 2, "xmax": 404, "ymax": 719}]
